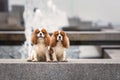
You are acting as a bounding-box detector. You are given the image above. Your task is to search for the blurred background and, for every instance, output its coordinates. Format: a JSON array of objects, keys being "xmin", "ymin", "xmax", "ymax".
[{"xmin": 0, "ymin": 0, "xmax": 120, "ymax": 59}]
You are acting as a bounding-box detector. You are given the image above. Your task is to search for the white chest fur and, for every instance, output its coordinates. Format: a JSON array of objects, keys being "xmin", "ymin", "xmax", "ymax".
[
  {"xmin": 53, "ymin": 41, "xmax": 65, "ymax": 56},
  {"xmin": 33, "ymin": 38, "xmax": 47, "ymax": 55}
]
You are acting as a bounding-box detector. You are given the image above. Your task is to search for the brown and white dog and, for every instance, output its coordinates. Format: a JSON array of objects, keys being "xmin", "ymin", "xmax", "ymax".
[
  {"xmin": 50, "ymin": 30, "xmax": 69, "ymax": 62},
  {"xmin": 27, "ymin": 28, "xmax": 51, "ymax": 62}
]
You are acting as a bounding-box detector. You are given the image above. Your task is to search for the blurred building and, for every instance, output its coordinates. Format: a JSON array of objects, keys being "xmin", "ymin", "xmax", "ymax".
[
  {"xmin": 68, "ymin": 17, "xmax": 92, "ymax": 29},
  {"xmin": 62, "ymin": 16, "xmax": 113, "ymax": 31},
  {"xmin": 0, "ymin": 0, "xmax": 24, "ymax": 30},
  {"xmin": 0, "ymin": 0, "xmax": 8, "ymax": 12},
  {"xmin": 0, "ymin": 0, "xmax": 25, "ymax": 44}
]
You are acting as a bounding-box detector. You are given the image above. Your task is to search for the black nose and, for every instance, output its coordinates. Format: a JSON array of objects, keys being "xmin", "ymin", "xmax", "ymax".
[
  {"xmin": 40, "ymin": 33, "xmax": 42, "ymax": 36},
  {"xmin": 59, "ymin": 36, "xmax": 61, "ymax": 38}
]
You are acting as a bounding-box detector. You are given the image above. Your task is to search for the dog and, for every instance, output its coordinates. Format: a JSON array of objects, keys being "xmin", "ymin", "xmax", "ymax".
[
  {"xmin": 49, "ymin": 30, "xmax": 69, "ymax": 62},
  {"xmin": 27, "ymin": 28, "xmax": 51, "ymax": 62}
]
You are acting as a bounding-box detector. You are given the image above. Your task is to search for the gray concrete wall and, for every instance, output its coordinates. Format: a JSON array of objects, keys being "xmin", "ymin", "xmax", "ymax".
[{"xmin": 0, "ymin": 59, "xmax": 120, "ymax": 80}]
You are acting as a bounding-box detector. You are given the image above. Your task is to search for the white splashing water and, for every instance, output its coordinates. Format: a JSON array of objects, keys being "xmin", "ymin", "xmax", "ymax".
[{"xmin": 20, "ymin": 0, "xmax": 69, "ymax": 58}]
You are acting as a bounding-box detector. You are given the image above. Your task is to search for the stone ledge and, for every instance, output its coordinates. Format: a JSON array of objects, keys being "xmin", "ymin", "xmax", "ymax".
[
  {"xmin": 0, "ymin": 31, "xmax": 25, "ymax": 41},
  {"xmin": 0, "ymin": 59, "xmax": 120, "ymax": 64},
  {"xmin": 66, "ymin": 31, "xmax": 120, "ymax": 41},
  {"xmin": 0, "ymin": 24, "xmax": 24, "ymax": 31},
  {"xmin": 0, "ymin": 59, "xmax": 120, "ymax": 80},
  {"xmin": 67, "ymin": 31, "xmax": 120, "ymax": 45},
  {"xmin": 0, "ymin": 31, "xmax": 120, "ymax": 45},
  {"xmin": 104, "ymin": 49, "xmax": 120, "ymax": 59}
]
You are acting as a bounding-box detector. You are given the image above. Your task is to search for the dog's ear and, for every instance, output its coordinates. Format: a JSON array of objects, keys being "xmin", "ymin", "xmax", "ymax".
[
  {"xmin": 50, "ymin": 33, "xmax": 57, "ymax": 47},
  {"xmin": 31, "ymin": 29, "xmax": 39, "ymax": 44},
  {"xmin": 45, "ymin": 35, "xmax": 50, "ymax": 46},
  {"xmin": 31, "ymin": 33, "xmax": 37, "ymax": 45},
  {"xmin": 62, "ymin": 32, "xmax": 70, "ymax": 48},
  {"xmin": 42, "ymin": 28, "xmax": 47, "ymax": 36},
  {"xmin": 42, "ymin": 29, "xmax": 50, "ymax": 46},
  {"xmin": 34, "ymin": 28, "xmax": 40, "ymax": 34}
]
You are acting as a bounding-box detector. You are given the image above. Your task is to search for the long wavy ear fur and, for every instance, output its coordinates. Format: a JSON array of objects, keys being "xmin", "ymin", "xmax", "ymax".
[
  {"xmin": 31, "ymin": 34, "xmax": 37, "ymax": 44},
  {"xmin": 63, "ymin": 32, "xmax": 70, "ymax": 48},
  {"xmin": 41, "ymin": 28, "xmax": 50, "ymax": 46},
  {"xmin": 31, "ymin": 29, "xmax": 39, "ymax": 45},
  {"xmin": 50, "ymin": 34, "xmax": 57, "ymax": 47},
  {"xmin": 45, "ymin": 35, "xmax": 50, "ymax": 46}
]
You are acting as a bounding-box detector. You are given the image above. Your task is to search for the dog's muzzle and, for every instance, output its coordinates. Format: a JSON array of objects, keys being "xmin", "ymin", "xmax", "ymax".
[
  {"xmin": 37, "ymin": 32, "xmax": 44, "ymax": 38},
  {"xmin": 57, "ymin": 34, "xmax": 63, "ymax": 41}
]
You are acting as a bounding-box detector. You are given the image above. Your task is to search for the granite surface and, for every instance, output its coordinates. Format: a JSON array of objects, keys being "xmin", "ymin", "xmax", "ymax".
[{"xmin": 0, "ymin": 59, "xmax": 120, "ymax": 80}]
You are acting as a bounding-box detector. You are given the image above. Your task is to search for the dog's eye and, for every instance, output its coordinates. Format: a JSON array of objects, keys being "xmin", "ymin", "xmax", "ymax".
[
  {"xmin": 55, "ymin": 34, "xmax": 58, "ymax": 37},
  {"xmin": 37, "ymin": 31, "xmax": 40, "ymax": 33},
  {"xmin": 41, "ymin": 29, "xmax": 47, "ymax": 34},
  {"xmin": 42, "ymin": 31, "xmax": 46, "ymax": 34},
  {"xmin": 55, "ymin": 33, "xmax": 59, "ymax": 35},
  {"xmin": 60, "ymin": 32, "xmax": 65, "ymax": 36},
  {"xmin": 35, "ymin": 30, "xmax": 40, "ymax": 34}
]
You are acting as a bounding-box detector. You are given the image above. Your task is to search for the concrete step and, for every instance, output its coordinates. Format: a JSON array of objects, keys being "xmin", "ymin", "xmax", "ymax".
[
  {"xmin": 0, "ymin": 59, "xmax": 120, "ymax": 80},
  {"xmin": 104, "ymin": 49, "xmax": 120, "ymax": 59},
  {"xmin": 66, "ymin": 31, "xmax": 120, "ymax": 45},
  {"xmin": 0, "ymin": 31, "xmax": 25, "ymax": 45},
  {"xmin": 0, "ymin": 24, "xmax": 24, "ymax": 31},
  {"xmin": 0, "ymin": 31, "xmax": 120, "ymax": 45},
  {"xmin": 79, "ymin": 46, "xmax": 102, "ymax": 58}
]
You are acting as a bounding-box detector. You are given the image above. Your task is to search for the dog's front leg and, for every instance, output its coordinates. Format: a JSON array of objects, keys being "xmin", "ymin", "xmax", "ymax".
[
  {"xmin": 32, "ymin": 52, "xmax": 38, "ymax": 62},
  {"xmin": 62, "ymin": 51, "xmax": 67, "ymax": 62},
  {"xmin": 27, "ymin": 49, "xmax": 34, "ymax": 62},
  {"xmin": 45, "ymin": 49, "xmax": 51, "ymax": 62},
  {"xmin": 27, "ymin": 55, "xmax": 32, "ymax": 62},
  {"xmin": 52, "ymin": 52, "xmax": 57, "ymax": 62}
]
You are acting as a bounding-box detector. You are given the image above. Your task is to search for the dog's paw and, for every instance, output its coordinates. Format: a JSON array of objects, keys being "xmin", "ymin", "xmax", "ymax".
[
  {"xmin": 27, "ymin": 59, "xmax": 32, "ymax": 62},
  {"xmin": 27, "ymin": 58, "xmax": 32, "ymax": 62},
  {"xmin": 32, "ymin": 60, "xmax": 38, "ymax": 62},
  {"xmin": 53, "ymin": 60, "xmax": 58, "ymax": 62},
  {"xmin": 32, "ymin": 59, "xmax": 38, "ymax": 62},
  {"xmin": 46, "ymin": 60, "xmax": 52, "ymax": 62},
  {"xmin": 61, "ymin": 60, "xmax": 68, "ymax": 62}
]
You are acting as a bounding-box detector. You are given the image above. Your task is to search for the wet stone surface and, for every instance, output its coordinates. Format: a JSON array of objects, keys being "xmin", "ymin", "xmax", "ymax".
[
  {"xmin": 0, "ymin": 45, "xmax": 80, "ymax": 59},
  {"xmin": 0, "ymin": 45, "xmax": 28, "ymax": 59}
]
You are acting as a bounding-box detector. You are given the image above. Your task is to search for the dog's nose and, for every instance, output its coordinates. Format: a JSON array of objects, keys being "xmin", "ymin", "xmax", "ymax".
[
  {"xmin": 59, "ymin": 36, "xmax": 61, "ymax": 39},
  {"xmin": 40, "ymin": 33, "xmax": 42, "ymax": 36}
]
